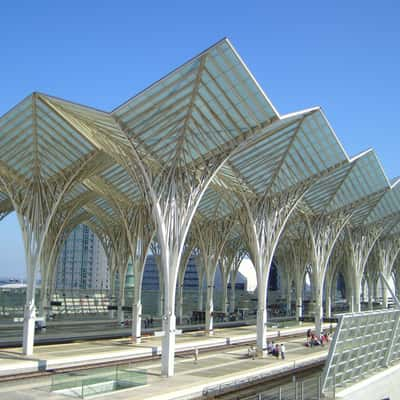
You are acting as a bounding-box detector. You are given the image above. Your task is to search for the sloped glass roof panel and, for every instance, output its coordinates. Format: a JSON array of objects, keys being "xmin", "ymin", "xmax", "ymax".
[
  {"xmin": 112, "ymin": 39, "xmax": 278, "ymax": 165},
  {"xmin": 367, "ymin": 182, "xmax": 400, "ymax": 223},
  {"xmin": 304, "ymin": 163, "xmax": 353, "ymax": 213},
  {"xmin": 271, "ymin": 110, "xmax": 348, "ymax": 193},
  {"xmin": 327, "ymin": 151, "xmax": 389, "ymax": 212}
]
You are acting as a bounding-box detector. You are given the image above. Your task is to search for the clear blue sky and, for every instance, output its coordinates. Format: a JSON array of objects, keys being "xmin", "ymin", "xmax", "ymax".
[{"xmin": 1, "ymin": 1, "xmax": 399, "ymax": 278}]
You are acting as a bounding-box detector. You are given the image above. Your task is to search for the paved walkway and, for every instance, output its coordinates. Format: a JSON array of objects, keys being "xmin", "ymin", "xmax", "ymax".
[{"xmin": 0, "ymin": 323, "xmax": 333, "ymax": 399}]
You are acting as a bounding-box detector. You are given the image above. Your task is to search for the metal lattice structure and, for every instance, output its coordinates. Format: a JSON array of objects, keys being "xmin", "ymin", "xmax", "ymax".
[
  {"xmin": 322, "ymin": 309, "xmax": 400, "ymax": 394},
  {"xmin": 1, "ymin": 37, "xmax": 400, "ymax": 377}
]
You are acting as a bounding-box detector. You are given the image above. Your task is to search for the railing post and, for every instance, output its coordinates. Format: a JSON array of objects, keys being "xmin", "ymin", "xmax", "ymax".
[
  {"xmin": 317, "ymin": 375, "xmax": 321, "ymax": 400},
  {"xmin": 301, "ymin": 381, "xmax": 304, "ymax": 400},
  {"xmin": 333, "ymin": 371, "xmax": 336, "ymax": 399},
  {"xmin": 293, "ymin": 375, "xmax": 297, "ymax": 400}
]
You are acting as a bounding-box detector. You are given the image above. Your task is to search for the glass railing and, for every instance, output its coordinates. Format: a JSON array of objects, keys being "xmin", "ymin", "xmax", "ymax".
[{"xmin": 51, "ymin": 365, "xmax": 147, "ymax": 398}]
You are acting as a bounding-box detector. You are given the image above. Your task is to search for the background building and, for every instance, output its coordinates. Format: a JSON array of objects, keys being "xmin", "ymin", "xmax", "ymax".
[{"xmin": 56, "ymin": 224, "xmax": 109, "ymax": 290}]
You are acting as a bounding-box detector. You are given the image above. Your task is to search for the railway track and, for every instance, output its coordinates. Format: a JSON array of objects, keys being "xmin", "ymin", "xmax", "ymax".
[{"xmin": 0, "ymin": 331, "xmax": 311, "ymax": 383}]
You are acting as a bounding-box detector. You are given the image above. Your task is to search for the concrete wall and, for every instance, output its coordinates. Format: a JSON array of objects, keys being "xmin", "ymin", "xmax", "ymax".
[{"xmin": 335, "ymin": 362, "xmax": 400, "ymax": 400}]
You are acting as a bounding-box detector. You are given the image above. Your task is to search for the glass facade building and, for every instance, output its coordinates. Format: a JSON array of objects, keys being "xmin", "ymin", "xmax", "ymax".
[{"xmin": 56, "ymin": 225, "xmax": 109, "ymax": 290}]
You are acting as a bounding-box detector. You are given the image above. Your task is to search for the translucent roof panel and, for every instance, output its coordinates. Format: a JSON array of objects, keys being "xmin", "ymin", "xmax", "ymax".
[
  {"xmin": 228, "ymin": 113, "xmax": 305, "ymax": 196},
  {"xmin": 303, "ymin": 163, "xmax": 353, "ymax": 213},
  {"xmin": 112, "ymin": 39, "xmax": 278, "ymax": 165},
  {"xmin": 0, "ymin": 94, "xmax": 100, "ymax": 182},
  {"xmin": 0, "ymin": 96, "xmax": 35, "ymax": 180},
  {"xmin": 367, "ymin": 181, "xmax": 400, "ymax": 224},
  {"xmin": 327, "ymin": 150, "xmax": 389, "ymax": 213},
  {"xmin": 198, "ymin": 186, "xmax": 238, "ymax": 219},
  {"xmin": 99, "ymin": 164, "xmax": 142, "ymax": 203},
  {"xmin": 271, "ymin": 110, "xmax": 348, "ymax": 193},
  {"xmin": 39, "ymin": 94, "xmax": 129, "ymax": 157}
]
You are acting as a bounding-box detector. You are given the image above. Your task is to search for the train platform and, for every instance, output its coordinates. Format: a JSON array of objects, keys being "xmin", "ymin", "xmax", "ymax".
[
  {"xmin": 0, "ymin": 322, "xmax": 333, "ymax": 378},
  {"xmin": 0, "ymin": 327, "xmax": 330, "ymax": 400}
]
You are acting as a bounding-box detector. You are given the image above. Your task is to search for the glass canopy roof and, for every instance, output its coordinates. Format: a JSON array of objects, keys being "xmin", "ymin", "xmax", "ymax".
[{"xmin": 0, "ymin": 38, "xmax": 398, "ymax": 234}]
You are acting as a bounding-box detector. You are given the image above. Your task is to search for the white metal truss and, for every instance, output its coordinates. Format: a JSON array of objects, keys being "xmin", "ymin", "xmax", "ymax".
[
  {"xmin": 195, "ymin": 216, "xmax": 236, "ymax": 334},
  {"xmin": 374, "ymin": 236, "xmax": 400, "ymax": 307},
  {"xmin": 276, "ymin": 234, "xmax": 311, "ymax": 321},
  {"xmin": 1, "ymin": 38, "xmax": 400, "ymax": 379},
  {"xmin": 305, "ymin": 212, "xmax": 352, "ymax": 334},
  {"xmin": 219, "ymin": 238, "xmax": 247, "ymax": 314},
  {"xmin": 239, "ymin": 186, "xmax": 308, "ymax": 353},
  {"xmin": 344, "ymin": 222, "xmax": 385, "ymax": 312},
  {"xmin": 176, "ymin": 236, "xmax": 196, "ymax": 324}
]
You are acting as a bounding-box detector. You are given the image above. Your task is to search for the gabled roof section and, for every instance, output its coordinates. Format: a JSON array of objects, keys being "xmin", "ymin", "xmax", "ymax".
[
  {"xmin": 326, "ymin": 150, "xmax": 389, "ymax": 213},
  {"xmin": 112, "ymin": 39, "xmax": 278, "ymax": 166},
  {"xmin": 0, "ymin": 94, "xmax": 99, "ymax": 182},
  {"xmin": 270, "ymin": 109, "xmax": 349, "ymax": 193},
  {"xmin": 226, "ymin": 108, "xmax": 349, "ymax": 198},
  {"xmin": 367, "ymin": 179, "xmax": 400, "ymax": 224},
  {"xmin": 303, "ymin": 149, "xmax": 390, "ymax": 226},
  {"xmin": 38, "ymin": 94, "xmax": 130, "ymax": 160}
]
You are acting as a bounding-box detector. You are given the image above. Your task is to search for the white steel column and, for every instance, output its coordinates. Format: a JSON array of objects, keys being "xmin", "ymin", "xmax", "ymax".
[
  {"xmin": 176, "ymin": 242, "xmax": 195, "ymax": 324},
  {"xmin": 345, "ymin": 224, "xmax": 384, "ymax": 313},
  {"xmin": 196, "ymin": 218, "xmax": 234, "ymax": 335},
  {"xmin": 222, "ymin": 244, "xmax": 246, "ymax": 315},
  {"xmin": 229, "ymin": 269, "xmax": 238, "ymax": 314},
  {"xmin": 197, "ymin": 263, "xmax": 205, "ymax": 311},
  {"xmin": 375, "ymin": 237, "xmax": 400, "ymax": 309},
  {"xmin": 0, "ymin": 145, "xmax": 98, "ymax": 355},
  {"xmin": 131, "ymin": 257, "xmax": 148, "ymax": 343},
  {"xmin": 119, "ymin": 148, "xmax": 233, "ymax": 377},
  {"xmin": 240, "ymin": 188, "xmax": 308, "ymax": 355},
  {"xmin": 219, "ymin": 260, "xmax": 230, "ymax": 315},
  {"xmin": 219, "ymin": 242, "xmax": 245, "ymax": 315},
  {"xmin": 279, "ymin": 239, "xmax": 309, "ymax": 322},
  {"xmin": 131, "ymin": 265, "xmax": 147, "ymax": 342},
  {"xmin": 306, "ymin": 213, "xmax": 351, "ymax": 336},
  {"xmin": 325, "ymin": 293, "xmax": 332, "ymax": 318}
]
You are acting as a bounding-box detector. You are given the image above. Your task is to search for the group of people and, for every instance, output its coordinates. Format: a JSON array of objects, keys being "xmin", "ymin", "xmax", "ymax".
[
  {"xmin": 121, "ymin": 316, "xmax": 154, "ymax": 328},
  {"xmin": 143, "ymin": 316, "xmax": 154, "ymax": 329},
  {"xmin": 305, "ymin": 328, "xmax": 330, "ymax": 347},
  {"xmin": 266, "ymin": 341, "xmax": 286, "ymax": 359}
]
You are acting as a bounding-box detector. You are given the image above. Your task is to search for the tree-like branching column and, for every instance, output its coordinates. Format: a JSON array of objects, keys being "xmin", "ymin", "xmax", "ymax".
[
  {"xmin": 324, "ymin": 247, "xmax": 343, "ymax": 317},
  {"xmin": 393, "ymin": 262, "xmax": 400, "ymax": 299},
  {"xmin": 113, "ymin": 204, "xmax": 153, "ymax": 342},
  {"xmin": 305, "ymin": 212, "xmax": 351, "ymax": 335},
  {"xmin": 195, "ymin": 217, "xmax": 235, "ymax": 335},
  {"xmin": 150, "ymin": 241, "xmax": 165, "ymax": 318},
  {"xmin": 196, "ymin": 252, "xmax": 205, "ymax": 312},
  {"xmin": 365, "ymin": 258, "xmax": 380, "ymax": 310},
  {"xmin": 277, "ymin": 237, "xmax": 310, "ymax": 322},
  {"xmin": 112, "ymin": 42, "xmax": 276, "ymax": 376},
  {"xmin": 176, "ymin": 237, "xmax": 196, "ymax": 325},
  {"xmin": 219, "ymin": 239, "xmax": 246, "ymax": 315},
  {"xmin": 0, "ymin": 152, "xmax": 99, "ymax": 355},
  {"xmin": 239, "ymin": 186, "xmax": 308, "ymax": 354},
  {"xmin": 374, "ymin": 236, "xmax": 400, "ymax": 308},
  {"xmin": 276, "ymin": 249, "xmax": 295, "ymax": 316},
  {"xmin": 344, "ymin": 223, "xmax": 384, "ymax": 312},
  {"xmin": 88, "ymin": 221, "xmax": 120, "ymax": 319},
  {"xmin": 327, "ymin": 241, "xmax": 354, "ymax": 315},
  {"xmin": 118, "ymin": 137, "xmax": 238, "ymax": 375},
  {"xmin": 109, "ymin": 226, "xmax": 130, "ymax": 324},
  {"xmin": 38, "ymin": 196, "xmax": 94, "ymax": 322}
]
